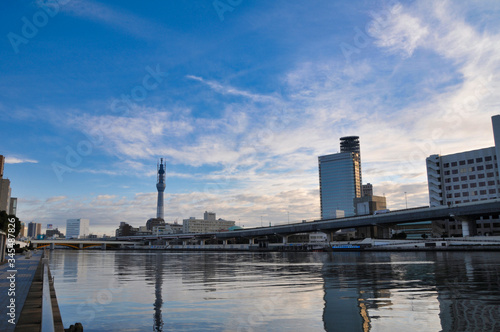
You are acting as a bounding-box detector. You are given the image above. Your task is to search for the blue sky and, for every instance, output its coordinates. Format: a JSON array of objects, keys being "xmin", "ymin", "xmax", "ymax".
[{"xmin": 1, "ymin": 0, "xmax": 500, "ymax": 235}]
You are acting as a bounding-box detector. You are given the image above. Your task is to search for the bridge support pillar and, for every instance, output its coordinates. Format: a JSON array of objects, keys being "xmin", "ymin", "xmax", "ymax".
[
  {"xmin": 452, "ymin": 215, "xmax": 477, "ymax": 237},
  {"xmin": 223, "ymin": 240, "xmax": 227, "ymax": 245},
  {"xmin": 79, "ymin": 243, "xmax": 83, "ymax": 250},
  {"xmin": 101, "ymin": 243, "xmax": 106, "ymax": 250},
  {"xmin": 182, "ymin": 240, "xmax": 187, "ymax": 246},
  {"xmin": 282, "ymin": 235, "xmax": 288, "ymax": 244},
  {"xmin": 50, "ymin": 242, "xmax": 55, "ymax": 250}
]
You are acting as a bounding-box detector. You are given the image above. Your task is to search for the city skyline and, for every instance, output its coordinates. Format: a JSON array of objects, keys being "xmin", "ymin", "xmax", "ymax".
[{"xmin": 1, "ymin": 1, "xmax": 500, "ymax": 235}]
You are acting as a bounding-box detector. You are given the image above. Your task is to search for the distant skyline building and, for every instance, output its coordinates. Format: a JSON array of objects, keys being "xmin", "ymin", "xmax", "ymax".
[
  {"xmin": 9, "ymin": 197, "xmax": 17, "ymax": 216},
  {"xmin": 27, "ymin": 222, "xmax": 42, "ymax": 238},
  {"xmin": 183, "ymin": 211, "xmax": 235, "ymax": 233},
  {"xmin": 318, "ymin": 151, "xmax": 361, "ymax": 219},
  {"xmin": 362, "ymin": 183, "xmax": 373, "ymax": 197},
  {"xmin": 156, "ymin": 158, "xmax": 166, "ymax": 220},
  {"xmin": 66, "ymin": 218, "xmax": 90, "ymax": 239}
]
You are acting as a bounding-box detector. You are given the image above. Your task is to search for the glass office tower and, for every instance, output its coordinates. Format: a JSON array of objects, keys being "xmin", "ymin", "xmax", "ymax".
[{"xmin": 319, "ymin": 152, "xmax": 361, "ymax": 219}]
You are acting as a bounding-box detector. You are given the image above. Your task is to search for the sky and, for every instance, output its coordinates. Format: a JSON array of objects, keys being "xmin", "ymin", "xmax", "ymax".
[{"xmin": 1, "ymin": 0, "xmax": 500, "ymax": 236}]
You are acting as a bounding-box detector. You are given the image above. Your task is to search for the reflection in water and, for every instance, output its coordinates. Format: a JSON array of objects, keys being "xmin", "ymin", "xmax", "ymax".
[{"xmin": 49, "ymin": 251, "xmax": 500, "ymax": 331}]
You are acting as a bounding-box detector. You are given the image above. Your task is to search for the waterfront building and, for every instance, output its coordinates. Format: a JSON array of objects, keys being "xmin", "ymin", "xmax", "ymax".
[
  {"xmin": 66, "ymin": 218, "xmax": 90, "ymax": 239},
  {"xmin": 27, "ymin": 222, "xmax": 42, "ymax": 238},
  {"xmin": 115, "ymin": 222, "xmax": 138, "ymax": 237},
  {"xmin": 319, "ymin": 152, "xmax": 361, "ymax": 218},
  {"xmin": 46, "ymin": 227, "xmax": 64, "ymax": 239},
  {"xmin": 426, "ymin": 115, "xmax": 500, "ymax": 236},
  {"xmin": 183, "ymin": 211, "xmax": 235, "ymax": 233}
]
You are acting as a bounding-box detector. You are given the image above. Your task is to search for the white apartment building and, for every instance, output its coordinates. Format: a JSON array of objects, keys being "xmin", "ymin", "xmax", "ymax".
[
  {"xmin": 425, "ymin": 115, "xmax": 500, "ymax": 236},
  {"xmin": 66, "ymin": 218, "xmax": 90, "ymax": 239}
]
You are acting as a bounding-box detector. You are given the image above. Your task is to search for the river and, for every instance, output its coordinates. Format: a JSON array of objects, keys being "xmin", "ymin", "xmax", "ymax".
[{"xmin": 48, "ymin": 250, "xmax": 500, "ymax": 331}]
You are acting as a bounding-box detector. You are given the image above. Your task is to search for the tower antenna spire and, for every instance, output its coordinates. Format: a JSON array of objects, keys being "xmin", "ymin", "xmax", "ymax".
[{"xmin": 156, "ymin": 158, "xmax": 166, "ymax": 220}]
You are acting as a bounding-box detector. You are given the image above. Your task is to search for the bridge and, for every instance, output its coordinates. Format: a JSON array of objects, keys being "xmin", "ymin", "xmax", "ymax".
[{"xmin": 31, "ymin": 239, "xmax": 141, "ymax": 250}]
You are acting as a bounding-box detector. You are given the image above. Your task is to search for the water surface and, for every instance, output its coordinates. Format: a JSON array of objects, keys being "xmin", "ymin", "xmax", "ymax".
[{"xmin": 49, "ymin": 250, "xmax": 500, "ymax": 331}]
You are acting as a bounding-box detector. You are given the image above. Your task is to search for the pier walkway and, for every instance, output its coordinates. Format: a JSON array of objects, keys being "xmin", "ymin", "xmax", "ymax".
[{"xmin": 0, "ymin": 251, "xmax": 64, "ymax": 331}]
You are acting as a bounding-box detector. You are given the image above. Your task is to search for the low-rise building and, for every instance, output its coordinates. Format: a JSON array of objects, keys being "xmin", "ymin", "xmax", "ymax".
[{"xmin": 183, "ymin": 211, "xmax": 235, "ymax": 233}]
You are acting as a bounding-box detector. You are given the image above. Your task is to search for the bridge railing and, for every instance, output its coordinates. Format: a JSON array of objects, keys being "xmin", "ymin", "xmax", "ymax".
[{"xmin": 41, "ymin": 250, "xmax": 55, "ymax": 332}]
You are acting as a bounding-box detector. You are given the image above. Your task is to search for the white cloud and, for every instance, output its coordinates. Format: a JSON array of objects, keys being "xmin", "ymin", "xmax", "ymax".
[{"xmin": 5, "ymin": 157, "xmax": 38, "ymax": 164}]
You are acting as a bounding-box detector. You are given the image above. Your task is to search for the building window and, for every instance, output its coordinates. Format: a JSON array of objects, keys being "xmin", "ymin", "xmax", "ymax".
[
  {"xmin": 470, "ymin": 183, "xmax": 477, "ymax": 188},
  {"xmin": 460, "ymin": 168, "xmax": 467, "ymax": 173},
  {"xmin": 454, "ymin": 185, "xmax": 460, "ymax": 190},
  {"xmin": 472, "ymin": 190, "xmax": 478, "ymax": 196},
  {"xmin": 459, "ymin": 160, "xmax": 466, "ymax": 166},
  {"xmin": 452, "ymin": 169, "xmax": 458, "ymax": 174},
  {"xmin": 480, "ymin": 190, "xmax": 487, "ymax": 195},
  {"xmin": 445, "ymin": 178, "xmax": 451, "ymax": 183},
  {"xmin": 476, "ymin": 158, "xmax": 483, "ymax": 162},
  {"xmin": 479, "ymin": 182, "xmax": 486, "ymax": 187},
  {"xmin": 445, "ymin": 170, "xmax": 450, "ymax": 175},
  {"xmin": 469, "ymin": 175, "xmax": 476, "ymax": 180},
  {"xmin": 462, "ymin": 184, "xmax": 468, "ymax": 189},
  {"xmin": 478, "ymin": 165, "xmax": 484, "ymax": 170},
  {"xmin": 488, "ymin": 180, "xmax": 495, "ymax": 186},
  {"xmin": 467, "ymin": 159, "xmax": 474, "ymax": 164},
  {"xmin": 485, "ymin": 156, "xmax": 492, "ymax": 161},
  {"xmin": 451, "ymin": 162, "xmax": 458, "ymax": 167},
  {"xmin": 486, "ymin": 164, "xmax": 493, "ymax": 169},
  {"xmin": 461, "ymin": 176, "xmax": 467, "ymax": 181},
  {"xmin": 453, "ymin": 177, "xmax": 459, "ymax": 182},
  {"xmin": 489, "ymin": 189, "xmax": 496, "ymax": 194},
  {"xmin": 446, "ymin": 186, "xmax": 452, "ymax": 190},
  {"xmin": 446, "ymin": 194, "xmax": 452, "ymax": 198},
  {"xmin": 478, "ymin": 174, "xmax": 485, "ymax": 179},
  {"xmin": 487, "ymin": 172, "xmax": 495, "ymax": 178},
  {"xmin": 444, "ymin": 163, "xmax": 450, "ymax": 168},
  {"xmin": 454, "ymin": 193, "xmax": 461, "ymax": 197},
  {"xmin": 462, "ymin": 192, "xmax": 469, "ymax": 197}
]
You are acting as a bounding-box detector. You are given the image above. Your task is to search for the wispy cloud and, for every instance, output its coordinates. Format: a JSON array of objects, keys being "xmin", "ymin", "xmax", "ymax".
[
  {"xmin": 60, "ymin": 0, "xmax": 168, "ymax": 40},
  {"xmin": 5, "ymin": 157, "xmax": 38, "ymax": 164}
]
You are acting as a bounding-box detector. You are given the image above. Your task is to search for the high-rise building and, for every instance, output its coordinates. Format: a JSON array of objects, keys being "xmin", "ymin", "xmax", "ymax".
[
  {"xmin": 66, "ymin": 218, "xmax": 90, "ymax": 239},
  {"xmin": 0, "ymin": 155, "xmax": 4, "ymax": 178},
  {"xmin": 9, "ymin": 197, "xmax": 17, "ymax": 216},
  {"xmin": 27, "ymin": 222, "xmax": 42, "ymax": 238},
  {"xmin": 319, "ymin": 152, "xmax": 361, "ymax": 218},
  {"xmin": 0, "ymin": 178, "xmax": 11, "ymax": 214},
  {"xmin": 156, "ymin": 158, "xmax": 166, "ymax": 220},
  {"xmin": 340, "ymin": 136, "xmax": 362, "ymax": 194}
]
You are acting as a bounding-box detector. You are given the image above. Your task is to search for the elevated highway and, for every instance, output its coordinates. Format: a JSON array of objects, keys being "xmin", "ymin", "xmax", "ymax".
[{"xmin": 215, "ymin": 199, "xmax": 500, "ymax": 240}]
